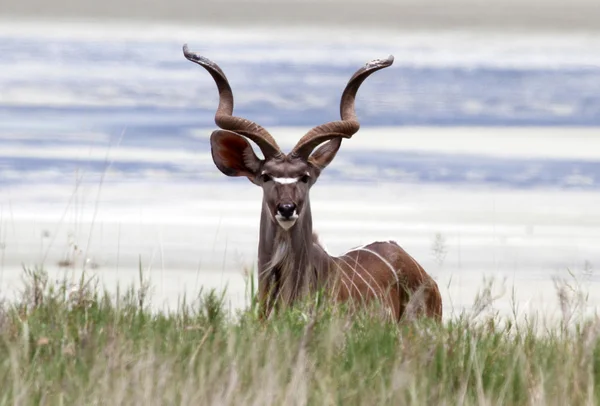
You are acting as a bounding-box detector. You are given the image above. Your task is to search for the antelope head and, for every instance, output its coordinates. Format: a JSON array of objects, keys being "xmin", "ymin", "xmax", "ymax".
[{"xmin": 182, "ymin": 45, "xmax": 394, "ymax": 231}]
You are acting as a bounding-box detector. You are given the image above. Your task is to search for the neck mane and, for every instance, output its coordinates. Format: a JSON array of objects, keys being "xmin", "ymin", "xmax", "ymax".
[{"xmin": 258, "ymin": 199, "xmax": 331, "ymax": 309}]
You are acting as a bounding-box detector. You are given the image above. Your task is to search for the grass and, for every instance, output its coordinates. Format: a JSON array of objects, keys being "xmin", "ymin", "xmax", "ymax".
[{"xmin": 0, "ymin": 266, "xmax": 598, "ymax": 405}]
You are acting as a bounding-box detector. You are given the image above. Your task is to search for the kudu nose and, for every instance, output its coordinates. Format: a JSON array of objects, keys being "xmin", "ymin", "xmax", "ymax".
[{"xmin": 277, "ymin": 203, "xmax": 297, "ymax": 219}]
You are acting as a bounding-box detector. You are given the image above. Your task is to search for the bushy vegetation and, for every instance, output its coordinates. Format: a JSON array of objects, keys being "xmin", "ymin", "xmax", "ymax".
[{"xmin": 0, "ymin": 265, "xmax": 598, "ymax": 405}]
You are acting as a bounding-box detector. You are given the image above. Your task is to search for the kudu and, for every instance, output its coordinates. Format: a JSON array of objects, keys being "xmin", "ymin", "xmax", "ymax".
[{"xmin": 183, "ymin": 44, "xmax": 443, "ymax": 322}]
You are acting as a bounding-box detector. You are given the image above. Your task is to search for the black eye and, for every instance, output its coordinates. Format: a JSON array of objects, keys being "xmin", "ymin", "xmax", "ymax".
[
  {"xmin": 300, "ymin": 174, "xmax": 310, "ymax": 183},
  {"xmin": 261, "ymin": 173, "xmax": 272, "ymax": 183}
]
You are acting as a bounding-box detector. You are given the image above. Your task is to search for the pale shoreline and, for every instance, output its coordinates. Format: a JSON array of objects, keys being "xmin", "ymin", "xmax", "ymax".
[
  {"xmin": 1, "ymin": 0, "xmax": 600, "ymax": 33},
  {"xmin": 2, "ymin": 179, "xmax": 599, "ymax": 320}
]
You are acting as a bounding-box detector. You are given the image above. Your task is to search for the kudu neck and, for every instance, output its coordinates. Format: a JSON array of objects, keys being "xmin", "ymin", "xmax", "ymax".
[{"xmin": 258, "ymin": 198, "xmax": 322, "ymax": 307}]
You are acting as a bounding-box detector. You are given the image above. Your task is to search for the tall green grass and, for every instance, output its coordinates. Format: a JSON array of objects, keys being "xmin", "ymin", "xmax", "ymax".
[{"xmin": 0, "ymin": 265, "xmax": 598, "ymax": 405}]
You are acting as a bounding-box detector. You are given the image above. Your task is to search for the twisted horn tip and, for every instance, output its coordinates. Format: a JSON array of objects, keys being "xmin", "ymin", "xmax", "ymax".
[
  {"xmin": 182, "ymin": 43, "xmax": 224, "ymax": 75},
  {"xmin": 182, "ymin": 43, "xmax": 200, "ymax": 62},
  {"xmin": 182, "ymin": 43, "xmax": 206, "ymax": 64},
  {"xmin": 365, "ymin": 55, "xmax": 394, "ymax": 70},
  {"xmin": 182, "ymin": 43, "xmax": 193, "ymax": 58}
]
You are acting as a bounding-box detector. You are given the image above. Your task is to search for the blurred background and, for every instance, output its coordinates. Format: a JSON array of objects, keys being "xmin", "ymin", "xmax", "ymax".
[{"xmin": 1, "ymin": 0, "xmax": 599, "ymax": 318}]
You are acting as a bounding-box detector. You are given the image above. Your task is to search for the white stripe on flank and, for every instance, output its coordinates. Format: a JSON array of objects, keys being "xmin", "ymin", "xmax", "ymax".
[{"xmin": 273, "ymin": 177, "xmax": 298, "ymax": 184}]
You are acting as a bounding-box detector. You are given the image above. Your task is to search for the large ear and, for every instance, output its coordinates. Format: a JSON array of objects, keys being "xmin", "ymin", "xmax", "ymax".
[
  {"xmin": 210, "ymin": 130, "xmax": 262, "ymax": 183},
  {"xmin": 308, "ymin": 138, "xmax": 342, "ymax": 171}
]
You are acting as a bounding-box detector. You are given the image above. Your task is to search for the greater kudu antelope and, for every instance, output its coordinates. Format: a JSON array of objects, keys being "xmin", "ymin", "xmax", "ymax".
[{"xmin": 183, "ymin": 44, "xmax": 442, "ymax": 322}]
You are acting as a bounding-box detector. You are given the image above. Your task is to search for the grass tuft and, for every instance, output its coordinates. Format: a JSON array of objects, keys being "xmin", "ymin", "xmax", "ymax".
[{"xmin": 0, "ymin": 266, "xmax": 598, "ymax": 405}]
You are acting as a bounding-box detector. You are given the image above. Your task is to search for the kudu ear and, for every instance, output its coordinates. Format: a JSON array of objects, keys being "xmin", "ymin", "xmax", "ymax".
[
  {"xmin": 308, "ymin": 138, "xmax": 343, "ymax": 171},
  {"xmin": 210, "ymin": 130, "xmax": 262, "ymax": 183}
]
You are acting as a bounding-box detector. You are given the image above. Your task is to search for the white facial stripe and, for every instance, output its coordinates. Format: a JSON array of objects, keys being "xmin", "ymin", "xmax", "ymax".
[{"xmin": 273, "ymin": 177, "xmax": 298, "ymax": 184}]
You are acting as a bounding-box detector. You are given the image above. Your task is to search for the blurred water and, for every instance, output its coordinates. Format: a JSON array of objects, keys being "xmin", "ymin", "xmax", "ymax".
[{"xmin": 1, "ymin": 22, "xmax": 600, "ymax": 189}]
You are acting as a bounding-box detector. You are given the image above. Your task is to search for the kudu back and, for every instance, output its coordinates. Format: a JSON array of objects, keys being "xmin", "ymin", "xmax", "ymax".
[{"xmin": 183, "ymin": 45, "xmax": 443, "ymax": 322}]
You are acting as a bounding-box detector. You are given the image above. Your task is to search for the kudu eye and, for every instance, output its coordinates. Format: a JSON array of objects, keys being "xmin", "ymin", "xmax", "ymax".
[
  {"xmin": 300, "ymin": 174, "xmax": 310, "ymax": 184},
  {"xmin": 260, "ymin": 173, "xmax": 272, "ymax": 183}
]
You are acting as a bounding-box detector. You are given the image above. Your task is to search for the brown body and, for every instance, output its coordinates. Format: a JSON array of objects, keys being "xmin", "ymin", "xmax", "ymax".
[
  {"xmin": 183, "ymin": 45, "xmax": 442, "ymax": 322},
  {"xmin": 333, "ymin": 242, "xmax": 442, "ymax": 320}
]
